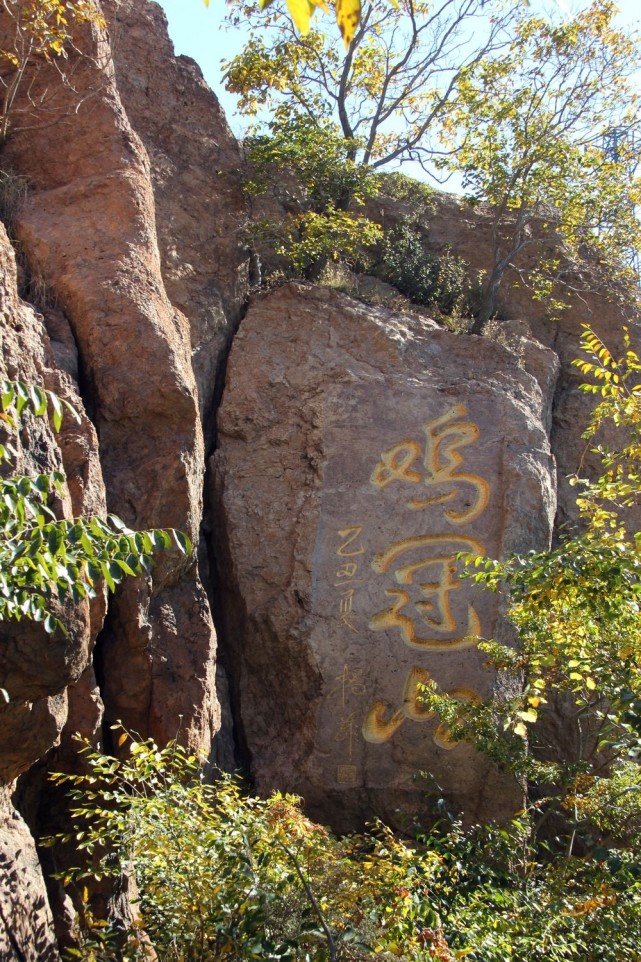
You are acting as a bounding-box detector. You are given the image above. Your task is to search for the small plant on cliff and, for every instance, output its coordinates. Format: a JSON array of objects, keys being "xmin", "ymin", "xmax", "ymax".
[
  {"xmin": 243, "ymin": 116, "xmax": 383, "ymax": 280},
  {"xmin": 0, "ymin": 380, "xmax": 189, "ymax": 700},
  {"xmin": 0, "ymin": 0, "xmax": 107, "ymax": 144},
  {"xmin": 375, "ymin": 221, "xmax": 479, "ymax": 317},
  {"xmin": 52, "ymin": 729, "xmax": 447, "ymax": 961},
  {"xmin": 439, "ymin": 0, "xmax": 641, "ymax": 331}
]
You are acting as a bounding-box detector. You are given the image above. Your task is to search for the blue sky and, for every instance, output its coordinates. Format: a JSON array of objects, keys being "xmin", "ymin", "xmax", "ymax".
[{"xmin": 155, "ymin": 1, "xmax": 641, "ymax": 153}]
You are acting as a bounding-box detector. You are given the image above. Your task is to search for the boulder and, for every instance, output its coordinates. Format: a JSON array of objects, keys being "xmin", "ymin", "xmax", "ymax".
[{"xmin": 212, "ymin": 283, "xmax": 559, "ymax": 828}]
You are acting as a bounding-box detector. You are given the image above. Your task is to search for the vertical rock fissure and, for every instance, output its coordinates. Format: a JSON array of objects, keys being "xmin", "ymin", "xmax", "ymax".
[{"xmin": 201, "ymin": 309, "xmax": 253, "ymax": 775}]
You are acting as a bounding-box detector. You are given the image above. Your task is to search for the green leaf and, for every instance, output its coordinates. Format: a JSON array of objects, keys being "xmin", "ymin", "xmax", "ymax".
[
  {"xmin": 49, "ymin": 392, "xmax": 63, "ymax": 432},
  {"xmin": 173, "ymin": 530, "xmax": 192, "ymax": 555},
  {"xmin": 1, "ymin": 382, "xmax": 14, "ymax": 410}
]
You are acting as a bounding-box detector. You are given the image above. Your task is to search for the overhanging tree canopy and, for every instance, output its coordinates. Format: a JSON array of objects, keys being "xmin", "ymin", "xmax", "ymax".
[
  {"xmin": 225, "ymin": 0, "xmax": 520, "ymax": 171},
  {"xmin": 439, "ymin": 0, "xmax": 641, "ymax": 329}
]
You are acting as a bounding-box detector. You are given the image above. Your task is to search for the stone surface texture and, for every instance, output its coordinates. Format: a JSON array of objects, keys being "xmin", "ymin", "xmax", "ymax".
[
  {"xmin": 0, "ymin": 0, "xmax": 247, "ymax": 954},
  {"xmin": 0, "ymin": 0, "xmax": 638, "ymax": 954},
  {"xmin": 102, "ymin": 0, "xmax": 249, "ymax": 432},
  {"xmin": 212, "ymin": 283, "xmax": 559, "ymax": 828},
  {"xmin": 367, "ymin": 189, "xmax": 640, "ymax": 532}
]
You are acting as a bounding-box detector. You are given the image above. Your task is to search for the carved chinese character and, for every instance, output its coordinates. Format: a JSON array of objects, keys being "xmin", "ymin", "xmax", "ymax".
[
  {"xmin": 369, "ymin": 534, "xmax": 484, "ymax": 650},
  {"xmin": 335, "ymin": 711, "xmax": 358, "ymax": 758},
  {"xmin": 336, "ymin": 526, "xmax": 365, "ymax": 557},
  {"xmin": 331, "ymin": 665, "xmax": 366, "ymax": 706},
  {"xmin": 362, "ymin": 667, "xmax": 432, "ymax": 743},
  {"xmin": 336, "ymin": 561, "xmax": 359, "ymax": 580},
  {"xmin": 336, "ymin": 764, "xmax": 358, "ymax": 786},
  {"xmin": 370, "ymin": 404, "xmax": 490, "ymax": 524},
  {"xmin": 362, "ymin": 668, "xmax": 481, "ymax": 748},
  {"xmin": 339, "ymin": 588, "xmax": 357, "ymax": 632}
]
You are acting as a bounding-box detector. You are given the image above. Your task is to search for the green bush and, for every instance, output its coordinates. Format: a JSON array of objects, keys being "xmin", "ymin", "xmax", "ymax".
[
  {"xmin": 377, "ymin": 173, "xmax": 435, "ymax": 221},
  {"xmin": 375, "ymin": 222, "xmax": 477, "ymax": 316},
  {"xmin": 52, "ymin": 732, "xmax": 444, "ymax": 962},
  {"xmin": 52, "ymin": 728, "xmax": 641, "ymax": 962},
  {"xmin": 421, "ymin": 818, "xmax": 641, "ymax": 962}
]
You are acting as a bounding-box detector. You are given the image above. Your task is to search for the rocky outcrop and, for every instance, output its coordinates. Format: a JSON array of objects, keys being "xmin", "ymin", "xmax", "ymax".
[
  {"xmin": 369, "ymin": 189, "xmax": 641, "ymax": 531},
  {"xmin": 1, "ymin": 0, "xmax": 638, "ymax": 954},
  {"xmin": 102, "ymin": 0, "xmax": 248, "ymax": 432},
  {"xmin": 212, "ymin": 283, "xmax": 559, "ymax": 828},
  {"xmin": 0, "ymin": 0, "xmax": 248, "ymax": 954},
  {"xmin": 0, "ymin": 218, "xmax": 98, "ymax": 960},
  {"xmin": 0, "ymin": 789, "xmax": 58, "ymax": 962},
  {"xmin": 2, "ymin": 1, "xmax": 236, "ymax": 755}
]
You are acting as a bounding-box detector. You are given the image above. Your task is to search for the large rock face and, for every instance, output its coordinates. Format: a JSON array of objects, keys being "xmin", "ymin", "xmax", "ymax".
[
  {"xmin": 0, "ymin": 0, "xmax": 247, "ymax": 954},
  {"xmin": 102, "ymin": 0, "xmax": 248, "ymax": 430},
  {"xmin": 0, "ymin": 0, "xmax": 636, "ymax": 953},
  {"xmin": 212, "ymin": 284, "xmax": 558, "ymax": 828}
]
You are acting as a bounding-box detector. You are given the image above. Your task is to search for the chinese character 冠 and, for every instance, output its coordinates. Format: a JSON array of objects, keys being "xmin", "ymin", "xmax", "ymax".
[
  {"xmin": 370, "ymin": 404, "xmax": 490, "ymax": 524},
  {"xmin": 369, "ymin": 535, "xmax": 484, "ymax": 650}
]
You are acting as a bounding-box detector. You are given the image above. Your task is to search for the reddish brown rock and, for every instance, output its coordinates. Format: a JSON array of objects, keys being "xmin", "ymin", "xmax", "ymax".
[
  {"xmin": 0, "ymin": 222, "xmax": 87, "ymax": 960},
  {"xmin": 4, "ymin": 9, "xmax": 220, "ymax": 752},
  {"xmin": 369, "ymin": 189, "xmax": 640, "ymax": 531},
  {"xmin": 0, "ymin": 789, "xmax": 59, "ymax": 962},
  {"xmin": 212, "ymin": 283, "xmax": 558, "ymax": 829},
  {"xmin": 102, "ymin": 0, "xmax": 249, "ymax": 428}
]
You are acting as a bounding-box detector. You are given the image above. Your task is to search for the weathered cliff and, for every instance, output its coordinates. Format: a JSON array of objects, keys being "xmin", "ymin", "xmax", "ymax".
[
  {"xmin": 0, "ymin": 0, "xmax": 637, "ymax": 956},
  {"xmin": 0, "ymin": 0, "xmax": 247, "ymax": 954}
]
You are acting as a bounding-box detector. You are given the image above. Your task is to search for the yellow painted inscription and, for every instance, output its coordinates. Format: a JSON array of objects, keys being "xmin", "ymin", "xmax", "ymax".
[
  {"xmin": 370, "ymin": 404, "xmax": 490, "ymax": 524},
  {"xmin": 333, "ymin": 525, "xmax": 366, "ymax": 628},
  {"xmin": 362, "ymin": 670, "xmax": 481, "ymax": 749},
  {"xmin": 369, "ymin": 535, "xmax": 484, "ymax": 650}
]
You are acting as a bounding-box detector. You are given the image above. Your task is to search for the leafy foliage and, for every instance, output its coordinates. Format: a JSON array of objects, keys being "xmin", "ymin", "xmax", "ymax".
[
  {"xmin": 375, "ymin": 221, "xmax": 478, "ymax": 316},
  {"xmin": 377, "ymin": 173, "xmax": 435, "ymax": 219},
  {"xmin": 439, "ymin": 0, "xmax": 641, "ymax": 329},
  {"xmin": 420, "ymin": 817, "xmax": 641, "ymax": 962},
  {"xmin": 0, "ymin": 380, "xmax": 190, "ymax": 643},
  {"xmin": 54, "ymin": 727, "xmax": 641, "ymax": 962},
  {"xmin": 279, "ymin": 207, "xmax": 383, "ymax": 275},
  {"xmin": 204, "ymin": 0, "xmax": 364, "ymax": 49},
  {"xmin": 53, "ymin": 731, "xmax": 446, "ymax": 962},
  {"xmin": 245, "ymin": 118, "xmax": 376, "ymax": 210},
  {"xmin": 0, "ymin": 0, "xmax": 106, "ymax": 143},
  {"xmin": 225, "ymin": 0, "xmax": 517, "ymax": 172},
  {"xmin": 244, "ymin": 117, "xmax": 383, "ymax": 278}
]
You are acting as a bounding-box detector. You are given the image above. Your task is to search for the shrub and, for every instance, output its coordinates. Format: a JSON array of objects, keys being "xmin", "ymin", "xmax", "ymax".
[
  {"xmin": 52, "ymin": 731, "xmax": 446, "ymax": 962},
  {"xmin": 375, "ymin": 222, "xmax": 477, "ymax": 317},
  {"xmin": 377, "ymin": 173, "xmax": 435, "ymax": 221}
]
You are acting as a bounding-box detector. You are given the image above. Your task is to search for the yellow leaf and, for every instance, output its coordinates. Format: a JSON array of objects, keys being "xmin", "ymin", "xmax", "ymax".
[
  {"xmin": 585, "ymin": 677, "xmax": 597, "ymax": 690},
  {"xmin": 514, "ymin": 722, "xmax": 527, "ymax": 738},
  {"xmin": 336, "ymin": 0, "xmax": 361, "ymax": 47},
  {"xmin": 117, "ymin": 731, "xmax": 128, "ymax": 747},
  {"xmin": 517, "ymin": 708, "xmax": 537, "ymax": 723},
  {"xmin": 285, "ymin": 0, "xmax": 316, "ymax": 35}
]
